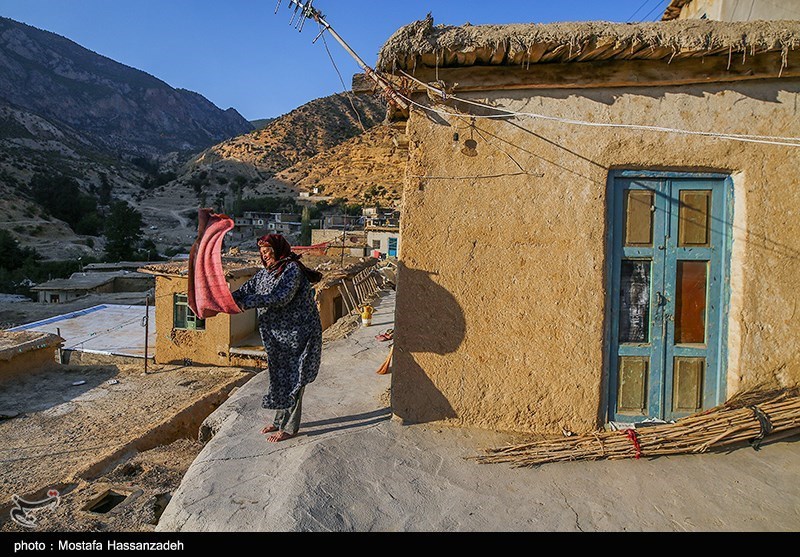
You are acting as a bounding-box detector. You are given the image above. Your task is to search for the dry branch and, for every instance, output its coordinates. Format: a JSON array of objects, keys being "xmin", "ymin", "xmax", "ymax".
[{"xmin": 472, "ymin": 388, "xmax": 800, "ymax": 467}]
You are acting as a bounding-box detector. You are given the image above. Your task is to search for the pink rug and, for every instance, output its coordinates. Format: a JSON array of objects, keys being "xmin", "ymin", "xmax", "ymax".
[{"xmin": 188, "ymin": 209, "xmax": 243, "ymax": 320}]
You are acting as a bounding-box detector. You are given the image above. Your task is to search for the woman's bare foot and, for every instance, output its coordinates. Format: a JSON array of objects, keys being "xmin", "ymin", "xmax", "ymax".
[
  {"xmin": 267, "ymin": 431, "xmax": 296, "ymax": 443},
  {"xmin": 261, "ymin": 425, "xmax": 279, "ymax": 434}
]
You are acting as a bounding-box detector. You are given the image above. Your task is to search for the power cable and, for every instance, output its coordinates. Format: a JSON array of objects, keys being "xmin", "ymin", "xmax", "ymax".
[
  {"xmin": 639, "ymin": 0, "xmax": 669, "ymax": 22},
  {"xmin": 318, "ymin": 21, "xmax": 366, "ymax": 132},
  {"xmin": 394, "ymin": 70, "xmax": 800, "ymax": 148},
  {"xmin": 627, "ymin": 0, "xmax": 658, "ymax": 23}
]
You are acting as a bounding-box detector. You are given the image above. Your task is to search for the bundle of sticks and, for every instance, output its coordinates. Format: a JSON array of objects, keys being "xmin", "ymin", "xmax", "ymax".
[{"xmin": 472, "ymin": 387, "xmax": 800, "ymax": 467}]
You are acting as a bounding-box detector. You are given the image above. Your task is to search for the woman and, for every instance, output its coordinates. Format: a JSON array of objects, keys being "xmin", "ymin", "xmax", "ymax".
[{"xmin": 231, "ymin": 234, "xmax": 323, "ymax": 442}]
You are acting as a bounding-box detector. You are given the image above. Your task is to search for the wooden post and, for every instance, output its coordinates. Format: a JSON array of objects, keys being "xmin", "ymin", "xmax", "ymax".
[
  {"xmin": 337, "ymin": 285, "xmax": 353, "ymax": 314},
  {"xmin": 144, "ymin": 295, "xmax": 150, "ymax": 374},
  {"xmin": 56, "ymin": 327, "xmax": 62, "ymax": 364},
  {"xmin": 344, "ymin": 282, "xmax": 359, "ymax": 312}
]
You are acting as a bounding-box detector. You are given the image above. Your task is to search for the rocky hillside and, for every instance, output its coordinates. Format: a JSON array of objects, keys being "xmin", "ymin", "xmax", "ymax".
[
  {"xmin": 186, "ymin": 93, "xmax": 386, "ymax": 183},
  {"xmin": 0, "ymin": 16, "xmax": 252, "ymax": 158},
  {"xmin": 0, "ymin": 101, "xmax": 146, "ymax": 260},
  {"xmin": 265, "ymin": 123, "xmax": 407, "ymax": 205},
  {"xmin": 0, "ymin": 16, "xmax": 407, "ymax": 263}
]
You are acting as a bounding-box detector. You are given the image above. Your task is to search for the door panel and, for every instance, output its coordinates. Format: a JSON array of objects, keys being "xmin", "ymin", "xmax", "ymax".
[
  {"xmin": 675, "ymin": 260, "xmax": 708, "ymax": 344},
  {"xmin": 617, "ymin": 357, "xmax": 649, "ymax": 415},
  {"xmin": 608, "ymin": 174, "xmax": 730, "ymax": 423}
]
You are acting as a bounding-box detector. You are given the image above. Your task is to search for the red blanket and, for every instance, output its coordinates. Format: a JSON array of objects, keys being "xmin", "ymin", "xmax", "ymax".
[{"xmin": 188, "ymin": 209, "xmax": 243, "ymax": 320}]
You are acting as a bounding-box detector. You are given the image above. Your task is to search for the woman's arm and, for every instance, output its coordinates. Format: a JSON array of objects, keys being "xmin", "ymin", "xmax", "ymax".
[{"xmin": 232, "ymin": 263, "xmax": 303, "ymax": 311}]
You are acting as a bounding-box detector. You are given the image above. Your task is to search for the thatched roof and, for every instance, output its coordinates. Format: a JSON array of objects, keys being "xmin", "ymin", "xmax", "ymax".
[{"xmin": 376, "ymin": 17, "xmax": 800, "ymax": 72}]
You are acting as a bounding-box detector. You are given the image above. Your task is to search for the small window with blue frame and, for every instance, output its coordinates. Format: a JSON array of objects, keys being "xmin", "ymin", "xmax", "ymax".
[{"xmin": 173, "ymin": 294, "xmax": 205, "ymax": 331}]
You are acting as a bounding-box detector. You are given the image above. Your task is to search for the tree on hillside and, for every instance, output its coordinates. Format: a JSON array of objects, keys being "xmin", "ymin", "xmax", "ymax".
[
  {"xmin": 300, "ymin": 206, "xmax": 311, "ymax": 246},
  {"xmin": 29, "ymin": 173, "xmax": 101, "ymax": 235},
  {"xmin": 98, "ymin": 173, "xmax": 112, "ymax": 206},
  {"xmin": 104, "ymin": 201, "xmax": 143, "ymax": 261},
  {"xmin": 0, "ymin": 230, "xmax": 39, "ymax": 271}
]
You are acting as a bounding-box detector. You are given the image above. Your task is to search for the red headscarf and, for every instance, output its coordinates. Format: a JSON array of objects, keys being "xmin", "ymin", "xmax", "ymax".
[{"xmin": 258, "ymin": 234, "xmax": 322, "ymax": 284}]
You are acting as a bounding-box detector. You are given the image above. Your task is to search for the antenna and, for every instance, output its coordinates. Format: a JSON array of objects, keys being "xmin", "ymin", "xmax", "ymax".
[{"xmin": 275, "ymin": 0, "xmax": 409, "ymax": 111}]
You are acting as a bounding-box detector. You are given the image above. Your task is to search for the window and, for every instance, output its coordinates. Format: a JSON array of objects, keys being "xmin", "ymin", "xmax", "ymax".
[
  {"xmin": 372, "ymin": 240, "xmax": 381, "ymax": 249},
  {"xmin": 174, "ymin": 294, "xmax": 205, "ymax": 331}
]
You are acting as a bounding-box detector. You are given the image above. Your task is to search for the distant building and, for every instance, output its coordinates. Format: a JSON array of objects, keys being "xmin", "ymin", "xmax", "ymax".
[
  {"xmin": 321, "ymin": 215, "xmax": 364, "ymax": 230},
  {"xmin": 366, "ymin": 229, "xmax": 400, "ymax": 259},
  {"xmin": 83, "ymin": 262, "xmax": 147, "ymax": 272},
  {"xmin": 363, "ymin": 207, "xmax": 400, "ymax": 258},
  {"xmin": 267, "ymin": 213, "xmax": 302, "ymax": 236},
  {"xmin": 232, "ymin": 212, "xmax": 303, "ymax": 240},
  {"xmin": 362, "ymin": 206, "xmax": 400, "ymax": 229},
  {"xmin": 30, "ymin": 271, "xmax": 153, "ymax": 304}
]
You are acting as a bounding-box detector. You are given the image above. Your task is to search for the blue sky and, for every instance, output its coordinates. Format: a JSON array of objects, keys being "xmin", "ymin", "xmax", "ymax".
[{"xmin": 2, "ymin": 1, "xmax": 672, "ymax": 121}]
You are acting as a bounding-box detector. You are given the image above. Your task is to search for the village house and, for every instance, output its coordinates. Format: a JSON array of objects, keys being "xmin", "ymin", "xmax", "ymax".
[
  {"xmin": 365, "ymin": 226, "xmax": 400, "ymax": 259},
  {"xmin": 232, "ymin": 212, "xmax": 304, "ymax": 241},
  {"xmin": 363, "ymin": 206, "xmax": 400, "ymax": 258},
  {"xmin": 367, "ymin": 17, "xmax": 800, "ymax": 435},
  {"xmin": 30, "ymin": 271, "xmax": 153, "ymax": 304},
  {"xmin": 138, "ymin": 254, "xmax": 380, "ymax": 367}
]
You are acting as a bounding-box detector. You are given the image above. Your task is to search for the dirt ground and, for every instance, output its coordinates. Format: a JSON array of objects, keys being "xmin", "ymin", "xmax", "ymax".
[
  {"xmin": 0, "ymin": 260, "xmax": 389, "ymax": 532},
  {"xmin": 0, "ymin": 361, "xmax": 254, "ymax": 532}
]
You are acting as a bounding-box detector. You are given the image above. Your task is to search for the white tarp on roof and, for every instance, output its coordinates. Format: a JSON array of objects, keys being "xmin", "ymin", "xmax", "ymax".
[{"xmin": 8, "ymin": 304, "xmax": 155, "ymax": 359}]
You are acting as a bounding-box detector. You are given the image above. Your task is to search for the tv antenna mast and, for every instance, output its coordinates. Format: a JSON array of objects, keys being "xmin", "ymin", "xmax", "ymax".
[{"xmin": 275, "ymin": 0, "xmax": 409, "ymax": 111}]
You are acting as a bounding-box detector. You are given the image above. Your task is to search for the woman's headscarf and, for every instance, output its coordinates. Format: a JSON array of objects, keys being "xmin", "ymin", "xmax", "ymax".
[{"xmin": 258, "ymin": 234, "xmax": 322, "ymax": 284}]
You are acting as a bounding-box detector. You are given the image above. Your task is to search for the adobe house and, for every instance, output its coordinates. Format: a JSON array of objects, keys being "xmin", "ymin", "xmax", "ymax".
[
  {"xmin": 0, "ymin": 331, "xmax": 63, "ymax": 383},
  {"xmin": 139, "ymin": 258, "xmax": 263, "ymax": 368},
  {"xmin": 371, "ymin": 18, "xmax": 800, "ymax": 434},
  {"xmin": 139, "ymin": 255, "xmax": 380, "ymax": 367}
]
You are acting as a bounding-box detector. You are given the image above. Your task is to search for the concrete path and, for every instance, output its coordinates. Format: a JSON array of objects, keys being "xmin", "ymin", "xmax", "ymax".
[{"xmin": 158, "ymin": 289, "xmax": 800, "ymax": 532}]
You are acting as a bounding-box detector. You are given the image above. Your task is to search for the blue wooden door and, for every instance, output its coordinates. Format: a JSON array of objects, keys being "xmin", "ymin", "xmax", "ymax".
[
  {"xmin": 388, "ymin": 237, "xmax": 398, "ymax": 257},
  {"xmin": 607, "ymin": 172, "xmax": 732, "ymax": 423}
]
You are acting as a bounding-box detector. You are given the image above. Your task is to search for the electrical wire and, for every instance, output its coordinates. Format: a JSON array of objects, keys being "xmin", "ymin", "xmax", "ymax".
[
  {"xmin": 394, "ymin": 70, "xmax": 800, "ymax": 148},
  {"xmin": 319, "ymin": 22, "xmax": 366, "ymax": 133},
  {"xmin": 639, "ymin": 0, "xmax": 669, "ymax": 22},
  {"xmin": 627, "ymin": 0, "xmax": 658, "ymax": 23}
]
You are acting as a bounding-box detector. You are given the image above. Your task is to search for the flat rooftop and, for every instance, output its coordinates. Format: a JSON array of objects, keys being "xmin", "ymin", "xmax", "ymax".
[{"xmin": 8, "ymin": 304, "xmax": 155, "ymax": 359}]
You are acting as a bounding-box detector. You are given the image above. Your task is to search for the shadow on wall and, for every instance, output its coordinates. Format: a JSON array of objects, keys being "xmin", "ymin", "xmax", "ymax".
[{"xmin": 392, "ymin": 262, "xmax": 466, "ymax": 424}]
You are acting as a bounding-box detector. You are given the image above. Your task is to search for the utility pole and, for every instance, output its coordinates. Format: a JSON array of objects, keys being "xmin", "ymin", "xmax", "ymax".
[
  {"xmin": 276, "ymin": 0, "xmax": 409, "ymax": 111},
  {"xmin": 143, "ymin": 294, "xmax": 150, "ymax": 374},
  {"xmin": 340, "ymin": 219, "xmax": 346, "ymax": 269}
]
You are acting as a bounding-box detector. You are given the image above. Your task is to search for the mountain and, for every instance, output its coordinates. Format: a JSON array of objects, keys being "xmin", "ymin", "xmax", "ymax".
[
  {"xmin": 250, "ymin": 118, "xmax": 276, "ymax": 130},
  {"xmin": 265, "ymin": 122, "xmax": 407, "ymax": 205},
  {"xmin": 0, "ymin": 16, "xmax": 406, "ymax": 263},
  {"xmin": 186, "ymin": 93, "xmax": 386, "ymax": 183},
  {"xmin": 0, "ymin": 17, "xmax": 252, "ymax": 158}
]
